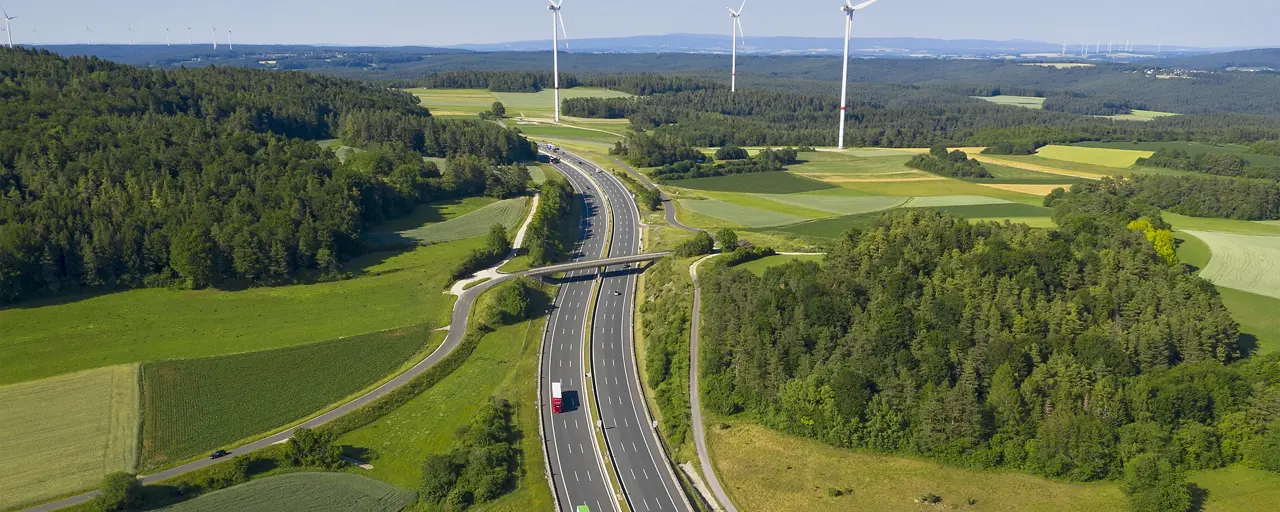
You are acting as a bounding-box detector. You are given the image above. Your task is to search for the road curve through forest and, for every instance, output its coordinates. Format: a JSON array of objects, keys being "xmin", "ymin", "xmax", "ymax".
[{"xmin": 688, "ymin": 254, "xmax": 738, "ymax": 512}]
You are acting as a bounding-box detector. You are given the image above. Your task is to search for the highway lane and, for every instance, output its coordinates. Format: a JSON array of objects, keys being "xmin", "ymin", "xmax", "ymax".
[
  {"xmin": 560, "ymin": 151, "xmax": 692, "ymax": 512},
  {"xmin": 540, "ymin": 158, "xmax": 618, "ymax": 512}
]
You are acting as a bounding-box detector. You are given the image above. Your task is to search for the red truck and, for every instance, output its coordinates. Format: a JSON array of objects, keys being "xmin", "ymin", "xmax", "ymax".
[{"xmin": 552, "ymin": 382, "xmax": 563, "ymax": 413}]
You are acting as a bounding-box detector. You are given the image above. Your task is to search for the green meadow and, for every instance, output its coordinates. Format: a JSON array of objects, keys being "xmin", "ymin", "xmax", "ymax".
[{"xmin": 973, "ymin": 95, "xmax": 1046, "ymax": 109}]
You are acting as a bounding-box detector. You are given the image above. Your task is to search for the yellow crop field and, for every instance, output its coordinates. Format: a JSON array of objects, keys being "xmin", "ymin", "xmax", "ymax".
[
  {"xmin": 1034, "ymin": 145, "xmax": 1154, "ymax": 168},
  {"xmin": 0, "ymin": 364, "xmax": 140, "ymax": 510}
]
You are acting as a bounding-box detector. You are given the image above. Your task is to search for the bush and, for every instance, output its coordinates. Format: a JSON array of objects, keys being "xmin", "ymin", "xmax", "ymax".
[
  {"xmin": 479, "ymin": 278, "xmax": 534, "ymax": 327},
  {"xmin": 920, "ymin": 493, "xmax": 942, "ymax": 504},
  {"xmin": 674, "ymin": 232, "xmax": 715, "ymax": 258},
  {"xmin": 715, "ymin": 145, "xmax": 749, "ymax": 160},
  {"xmin": 450, "ymin": 225, "xmax": 512, "ymax": 282},
  {"xmin": 715, "ymin": 229, "xmax": 739, "ymax": 251},
  {"xmin": 284, "ymin": 428, "xmax": 343, "ymax": 469},
  {"xmin": 420, "ymin": 398, "xmax": 517, "ymax": 509},
  {"xmin": 1123, "ymin": 453, "xmax": 1192, "ymax": 512},
  {"xmin": 906, "ymin": 146, "xmax": 992, "ymax": 179},
  {"xmin": 95, "ymin": 472, "xmax": 142, "ymax": 512}
]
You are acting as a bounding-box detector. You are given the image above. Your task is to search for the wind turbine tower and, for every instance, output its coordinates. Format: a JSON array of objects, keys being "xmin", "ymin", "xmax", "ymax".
[
  {"xmin": 727, "ymin": 1, "xmax": 746, "ymax": 93},
  {"xmin": 228, "ymin": 27, "xmax": 232, "ymax": 50},
  {"xmin": 1, "ymin": 4, "xmax": 15, "ymax": 48},
  {"xmin": 836, "ymin": 0, "xmax": 882, "ymax": 151},
  {"xmin": 128, "ymin": 25, "xmax": 133, "ymax": 45},
  {"xmin": 86, "ymin": 26, "xmax": 92, "ymax": 45},
  {"xmin": 547, "ymin": 0, "xmax": 569, "ymax": 122},
  {"xmin": 187, "ymin": 26, "xmax": 192, "ymax": 45},
  {"xmin": 166, "ymin": 28, "xmax": 170, "ymax": 46},
  {"xmin": 212, "ymin": 25, "xmax": 217, "ymax": 49}
]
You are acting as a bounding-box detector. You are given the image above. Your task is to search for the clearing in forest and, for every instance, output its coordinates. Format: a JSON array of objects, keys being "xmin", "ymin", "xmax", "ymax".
[{"xmin": 0, "ymin": 364, "xmax": 140, "ymax": 510}]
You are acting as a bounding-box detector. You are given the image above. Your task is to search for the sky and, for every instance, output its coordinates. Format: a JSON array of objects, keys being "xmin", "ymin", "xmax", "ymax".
[{"xmin": 5, "ymin": 0, "xmax": 1279, "ymax": 48}]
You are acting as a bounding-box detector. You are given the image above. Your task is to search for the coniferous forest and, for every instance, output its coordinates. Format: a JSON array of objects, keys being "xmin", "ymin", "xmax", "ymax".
[
  {"xmin": 699, "ymin": 185, "xmax": 1280, "ymax": 493},
  {"xmin": 0, "ymin": 49, "xmax": 536, "ymax": 304}
]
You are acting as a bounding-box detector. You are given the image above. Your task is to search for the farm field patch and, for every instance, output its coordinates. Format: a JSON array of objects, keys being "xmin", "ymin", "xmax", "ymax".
[
  {"xmin": 368, "ymin": 197, "xmax": 529, "ymax": 247},
  {"xmin": 832, "ymin": 178, "xmax": 1040, "ymax": 203},
  {"xmin": 752, "ymin": 193, "xmax": 907, "ymax": 215},
  {"xmin": 1104, "ymin": 109, "xmax": 1180, "ymax": 121},
  {"xmin": 510, "ymin": 122, "xmax": 622, "ymax": 144},
  {"xmin": 0, "ymin": 237, "xmax": 481, "ymax": 385},
  {"xmin": 903, "ymin": 195, "xmax": 1011, "ymax": 208},
  {"xmin": 1034, "ymin": 145, "xmax": 1153, "ymax": 168},
  {"xmin": 1185, "ymin": 230, "xmax": 1280, "ymax": 299},
  {"xmin": 491, "ymin": 87, "xmax": 632, "ymax": 117},
  {"xmin": 766, "ymin": 203, "xmax": 1053, "ymax": 239},
  {"xmin": 973, "ymin": 95, "xmax": 1045, "ymax": 109},
  {"xmin": 1165, "ymin": 213, "xmax": 1280, "ymax": 236},
  {"xmin": 140, "ymin": 326, "xmax": 436, "ymax": 468},
  {"xmin": 679, "ymin": 199, "xmax": 809, "ymax": 228},
  {"xmin": 980, "ymin": 163, "xmax": 1087, "ymax": 184},
  {"xmin": 707, "ymin": 420, "xmax": 1129, "ymax": 512},
  {"xmin": 734, "ymin": 254, "xmax": 825, "ymax": 277},
  {"xmin": 665, "ymin": 172, "xmax": 836, "ymax": 194},
  {"xmin": 161, "ymin": 472, "xmax": 416, "ymax": 512},
  {"xmin": 979, "ymin": 183, "xmax": 1071, "ymax": 196},
  {"xmin": 1218, "ymin": 287, "xmax": 1280, "ymax": 355},
  {"xmin": 787, "ymin": 152, "xmax": 916, "ymax": 177},
  {"xmin": 697, "ymin": 191, "xmax": 833, "ymax": 219},
  {"xmin": 405, "ymin": 88, "xmax": 496, "ymax": 115},
  {"xmin": 1074, "ymin": 141, "xmax": 1280, "ymax": 167},
  {"xmin": 975, "ymin": 154, "xmax": 1123, "ymax": 178},
  {"xmin": 0, "ymin": 364, "xmax": 140, "ymax": 510}
]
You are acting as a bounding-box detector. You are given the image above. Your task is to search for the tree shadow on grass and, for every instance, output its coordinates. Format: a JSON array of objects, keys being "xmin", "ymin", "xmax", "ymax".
[{"xmin": 1189, "ymin": 483, "xmax": 1210, "ymax": 512}]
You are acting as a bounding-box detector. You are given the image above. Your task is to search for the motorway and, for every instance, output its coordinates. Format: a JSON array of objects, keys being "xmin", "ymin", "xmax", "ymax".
[{"xmin": 542, "ymin": 152, "xmax": 691, "ymax": 512}]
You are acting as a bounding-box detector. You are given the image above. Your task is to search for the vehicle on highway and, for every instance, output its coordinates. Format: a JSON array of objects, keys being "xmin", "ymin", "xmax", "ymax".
[
  {"xmin": 577, "ymin": 506, "xmax": 591, "ymax": 512},
  {"xmin": 209, "ymin": 449, "xmax": 229, "ymax": 459},
  {"xmin": 552, "ymin": 382, "xmax": 563, "ymax": 413},
  {"xmin": 611, "ymin": 290, "xmax": 621, "ymax": 296}
]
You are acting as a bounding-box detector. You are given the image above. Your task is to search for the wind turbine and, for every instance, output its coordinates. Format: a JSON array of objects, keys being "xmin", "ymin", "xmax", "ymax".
[
  {"xmin": 86, "ymin": 26, "xmax": 92, "ymax": 45},
  {"xmin": 166, "ymin": 28, "xmax": 170, "ymax": 46},
  {"xmin": 548, "ymin": 0, "xmax": 569, "ymax": 122},
  {"xmin": 836, "ymin": 0, "xmax": 881, "ymax": 151},
  {"xmin": 1, "ymin": 4, "xmax": 15, "ymax": 48},
  {"xmin": 212, "ymin": 25, "xmax": 217, "ymax": 49},
  {"xmin": 187, "ymin": 26, "xmax": 192, "ymax": 45},
  {"xmin": 128, "ymin": 25, "xmax": 133, "ymax": 45},
  {"xmin": 727, "ymin": 1, "xmax": 746, "ymax": 93},
  {"xmin": 227, "ymin": 27, "xmax": 232, "ymax": 50}
]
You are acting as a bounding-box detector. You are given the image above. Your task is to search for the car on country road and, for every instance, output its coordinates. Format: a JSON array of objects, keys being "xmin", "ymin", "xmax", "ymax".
[{"xmin": 209, "ymin": 449, "xmax": 229, "ymax": 459}]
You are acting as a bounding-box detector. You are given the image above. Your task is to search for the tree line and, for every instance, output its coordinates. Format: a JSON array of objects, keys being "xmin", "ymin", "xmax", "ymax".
[
  {"xmin": 417, "ymin": 70, "xmax": 718, "ymax": 96},
  {"xmin": 1049, "ymin": 175, "xmax": 1280, "ymax": 221},
  {"xmin": 647, "ymin": 148, "xmax": 802, "ymax": 182},
  {"xmin": 522, "ymin": 178, "xmax": 576, "ymax": 266},
  {"xmin": 698, "ymin": 196, "xmax": 1280, "ymax": 510},
  {"xmin": 1136, "ymin": 148, "xmax": 1280, "ymax": 180},
  {"xmin": 420, "ymin": 398, "xmax": 519, "ymax": 510},
  {"xmin": 0, "ymin": 48, "xmax": 539, "ymax": 304}
]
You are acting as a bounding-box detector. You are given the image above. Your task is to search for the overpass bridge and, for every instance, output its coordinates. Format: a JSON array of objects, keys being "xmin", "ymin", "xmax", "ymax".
[{"xmin": 516, "ymin": 251, "xmax": 672, "ymax": 278}]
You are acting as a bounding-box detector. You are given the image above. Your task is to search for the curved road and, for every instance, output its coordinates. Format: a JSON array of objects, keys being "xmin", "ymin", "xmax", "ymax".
[
  {"xmin": 688, "ymin": 254, "xmax": 737, "ymax": 512},
  {"xmin": 605, "ymin": 155, "xmax": 700, "ymax": 234}
]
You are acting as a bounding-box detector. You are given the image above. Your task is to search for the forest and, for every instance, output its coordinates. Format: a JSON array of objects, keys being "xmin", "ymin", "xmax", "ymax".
[
  {"xmin": 1051, "ymin": 175, "xmax": 1280, "ymax": 221},
  {"xmin": 698, "ymin": 188, "xmax": 1280, "ymax": 510},
  {"xmin": 0, "ymin": 48, "xmax": 537, "ymax": 304},
  {"xmin": 1136, "ymin": 148, "xmax": 1280, "ymax": 180}
]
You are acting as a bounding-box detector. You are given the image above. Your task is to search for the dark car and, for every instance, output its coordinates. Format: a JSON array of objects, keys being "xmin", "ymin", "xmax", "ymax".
[{"xmin": 210, "ymin": 449, "xmax": 229, "ymax": 459}]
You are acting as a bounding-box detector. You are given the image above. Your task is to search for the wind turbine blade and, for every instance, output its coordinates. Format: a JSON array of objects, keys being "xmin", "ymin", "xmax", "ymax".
[
  {"xmin": 0, "ymin": 4, "xmax": 8, "ymax": 19},
  {"xmin": 737, "ymin": 18, "xmax": 745, "ymax": 46},
  {"xmin": 557, "ymin": 12, "xmax": 569, "ymax": 51},
  {"xmin": 738, "ymin": 0, "xmax": 746, "ymax": 13},
  {"xmin": 851, "ymin": 0, "xmax": 880, "ymax": 9}
]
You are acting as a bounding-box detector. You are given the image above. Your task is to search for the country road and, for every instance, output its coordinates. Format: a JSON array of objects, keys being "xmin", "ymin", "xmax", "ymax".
[{"xmin": 688, "ymin": 254, "xmax": 737, "ymax": 512}]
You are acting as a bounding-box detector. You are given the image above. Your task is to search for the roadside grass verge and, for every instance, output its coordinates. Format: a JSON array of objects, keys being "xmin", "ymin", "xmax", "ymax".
[
  {"xmin": 1, "ymin": 237, "xmax": 483, "ymax": 385},
  {"xmin": 140, "ymin": 325, "xmax": 435, "ymax": 469},
  {"xmin": 336, "ymin": 281, "xmax": 554, "ymax": 512},
  {"xmin": 367, "ymin": 197, "xmax": 530, "ymax": 248},
  {"xmin": 161, "ymin": 472, "xmax": 416, "ymax": 512},
  {"xmin": 0, "ymin": 364, "xmax": 140, "ymax": 510},
  {"xmin": 706, "ymin": 418, "xmax": 1129, "ymax": 512}
]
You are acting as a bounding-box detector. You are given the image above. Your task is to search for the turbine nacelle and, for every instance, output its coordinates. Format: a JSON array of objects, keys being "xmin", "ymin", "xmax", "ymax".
[
  {"xmin": 548, "ymin": 0, "xmax": 562, "ymax": 12},
  {"xmin": 845, "ymin": 0, "xmax": 879, "ymax": 13}
]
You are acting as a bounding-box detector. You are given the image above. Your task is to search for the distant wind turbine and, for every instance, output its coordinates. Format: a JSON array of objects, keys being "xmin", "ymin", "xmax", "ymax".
[
  {"xmin": 727, "ymin": 1, "xmax": 746, "ymax": 93},
  {"xmin": 547, "ymin": 0, "xmax": 569, "ymax": 122},
  {"xmin": 128, "ymin": 25, "xmax": 133, "ymax": 45},
  {"xmin": 1, "ymin": 4, "xmax": 15, "ymax": 48},
  {"xmin": 86, "ymin": 26, "xmax": 92, "ymax": 45},
  {"xmin": 1061, "ymin": 41, "xmax": 1067, "ymax": 55},
  {"xmin": 1108, "ymin": 40, "xmax": 1112, "ymax": 54},
  {"xmin": 836, "ymin": 0, "xmax": 882, "ymax": 151},
  {"xmin": 212, "ymin": 25, "xmax": 217, "ymax": 49},
  {"xmin": 227, "ymin": 27, "xmax": 232, "ymax": 50},
  {"xmin": 187, "ymin": 26, "xmax": 192, "ymax": 45},
  {"xmin": 166, "ymin": 28, "xmax": 170, "ymax": 46}
]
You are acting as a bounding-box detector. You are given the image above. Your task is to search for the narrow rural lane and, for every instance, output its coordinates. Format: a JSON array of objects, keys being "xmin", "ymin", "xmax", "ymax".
[{"xmin": 688, "ymin": 254, "xmax": 738, "ymax": 512}]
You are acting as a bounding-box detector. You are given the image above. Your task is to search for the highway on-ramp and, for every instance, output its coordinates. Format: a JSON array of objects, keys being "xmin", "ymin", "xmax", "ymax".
[{"xmin": 543, "ymin": 149, "xmax": 692, "ymax": 512}]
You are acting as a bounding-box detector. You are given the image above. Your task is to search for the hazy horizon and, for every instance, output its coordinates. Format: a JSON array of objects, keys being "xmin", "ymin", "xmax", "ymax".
[{"xmin": 4, "ymin": 0, "xmax": 1278, "ymax": 49}]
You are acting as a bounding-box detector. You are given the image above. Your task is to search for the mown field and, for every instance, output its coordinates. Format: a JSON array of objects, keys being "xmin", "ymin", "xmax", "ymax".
[
  {"xmin": 161, "ymin": 472, "xmax": 417, "ymax": 512},
  {"xmin": 1104, "ymin": 109, "xmax": 1180, "ymax": 121},
  {"xmin": 1032, "ymin": 145, "xmax": 1154, "ymax": 168},
  {"xmin": 0, "ymin": 236, "xmax": 482, "ymax": 385},
  {"xmin": 1184, "ymin": 230, "xmax": 1280, "ymax": 300},
  {"xmin": 706, "ymin": 419, "xmax": 1278, "ymax": 512},
  {"xmin": 140, "ymin": 326, "xmax": 437, "ymax": 468},
  {"xmin": 707, "ymin": 419, "xmax": 1128, "ymax": 512},
  {"xmin": 337, "ymin": 285, "xmax": 553, "ymax": 512},
  {"xmin": 1073, "ymin": 141, "xmax": 1280, "ymax": 167},
  {"xmin": 0, "ymin": 364, "xmax": 140, "ymax": 510},
  {"xmin": 367, "ymin": 197, "xmax": 530, "ymax": 248},
  {"xmin": 1176, "ymin": 229, "xmax": 1280, "ymax": 354}
]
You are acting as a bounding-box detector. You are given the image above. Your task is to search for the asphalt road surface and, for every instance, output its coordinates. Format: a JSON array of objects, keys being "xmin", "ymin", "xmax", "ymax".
[
  {"xmin": 689, "ymin": 255, "xmax": 738, "ymax": 512},
  {"xmin": 544, "ymin": 151, "xmax": 691, "ymax": 512}
]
